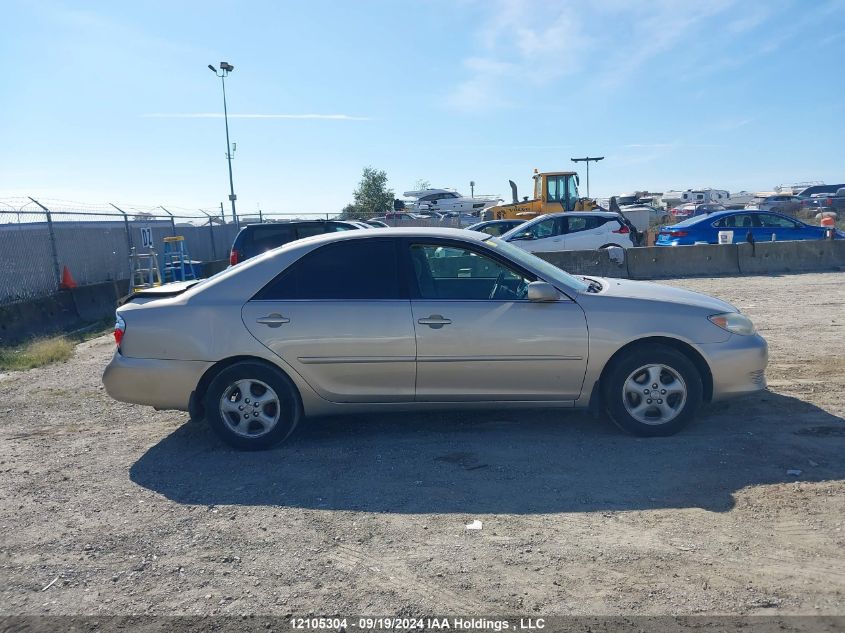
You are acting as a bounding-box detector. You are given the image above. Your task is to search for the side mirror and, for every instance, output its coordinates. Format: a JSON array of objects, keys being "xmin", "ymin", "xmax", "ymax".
[{"xmin": 527, "ymin": 281, "xmax": 559, "ymax": 302}]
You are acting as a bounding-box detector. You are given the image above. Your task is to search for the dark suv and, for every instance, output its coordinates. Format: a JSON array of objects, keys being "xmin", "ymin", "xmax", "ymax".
[{"xmin": 229, "ymin": 220, "xmax": 361, "ymax": 265}]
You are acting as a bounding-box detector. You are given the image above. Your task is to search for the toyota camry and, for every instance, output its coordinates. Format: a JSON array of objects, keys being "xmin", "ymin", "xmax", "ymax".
[{"xmin": 103, "ymin": 228, "xmax": 768, "ymax": 449}]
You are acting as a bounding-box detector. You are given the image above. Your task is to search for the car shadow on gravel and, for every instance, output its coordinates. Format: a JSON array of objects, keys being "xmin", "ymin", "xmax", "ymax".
[{"xmin": 130, "ymin": 390, "xmax": 845, "ymax": 514}]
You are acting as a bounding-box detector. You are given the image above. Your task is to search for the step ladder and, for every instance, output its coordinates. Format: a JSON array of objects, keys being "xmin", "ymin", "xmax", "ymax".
[
  {"xmin": 162, "ymin": 235, "xmax": 198, "ymax": 283},
  {"xmin": 130, "ymin": 247, "xmax": 162, "ymax": 291}
]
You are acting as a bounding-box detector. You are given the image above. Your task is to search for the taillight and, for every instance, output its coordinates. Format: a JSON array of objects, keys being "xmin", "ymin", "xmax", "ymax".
[
  {"xmin": 114, "ymin": 314, "xmax": 126, "ymax": 347},
  {"xmin": 668, "ymin": 230, "xmax": 688, "ymax": 237},
  {"xmin": 229, "ymin": 249, "xmax": 240, "ymax": 266},
  {"xmin": 613, "ymin": 225, "xmax": 630, "ymax": 234}
]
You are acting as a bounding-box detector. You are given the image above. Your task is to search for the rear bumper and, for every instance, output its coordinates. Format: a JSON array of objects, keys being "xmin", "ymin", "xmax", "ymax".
[
  {"xmin": 701, "ymin": 333, "xmax": 768, "ymax": 401},
  {"xmin": 102, "ymin": 351, "xmax": 212, "ymax": 411}
]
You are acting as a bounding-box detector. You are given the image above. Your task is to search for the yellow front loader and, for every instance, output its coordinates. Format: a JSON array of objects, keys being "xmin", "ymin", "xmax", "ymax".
[{"xmin": 482, "ymin": 170, "xmax": 599, "ymax": 221}]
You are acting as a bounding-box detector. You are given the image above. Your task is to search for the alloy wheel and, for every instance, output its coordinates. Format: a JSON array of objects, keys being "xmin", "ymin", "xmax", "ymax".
[
  {"xmin": 219, "ymin": 379, "xmax": 281, "ymax": 438},
  {"xmin": 622, "ymin": 364, "xmax": 687, "ymax": 425}
]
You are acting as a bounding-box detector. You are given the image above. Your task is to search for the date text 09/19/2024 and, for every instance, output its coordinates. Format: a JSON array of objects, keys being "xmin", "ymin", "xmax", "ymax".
[{"xmin": 291, "ymin": 617, "xmax": 547, "ymax": 630}]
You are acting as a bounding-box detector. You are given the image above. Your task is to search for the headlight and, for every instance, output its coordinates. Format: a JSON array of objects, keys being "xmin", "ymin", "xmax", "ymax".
[{"xmin": 709, "ymin": 312, "xmax": 756, "ymax": 335}]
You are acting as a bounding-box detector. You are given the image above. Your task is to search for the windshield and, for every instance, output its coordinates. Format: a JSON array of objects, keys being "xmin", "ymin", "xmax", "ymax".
[{"xmin": 483, "ymin": 236, "xmax": 590, "ymax": 293}]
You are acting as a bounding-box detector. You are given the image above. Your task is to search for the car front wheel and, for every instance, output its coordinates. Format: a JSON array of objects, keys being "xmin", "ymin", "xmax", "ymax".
[
  {"xmin": 205, "ymin": 361, "xmax": 301, "ymax": 450},
  {"xmin": 604, "ymin": 345, "xmax": 703, "ymax": 436}
]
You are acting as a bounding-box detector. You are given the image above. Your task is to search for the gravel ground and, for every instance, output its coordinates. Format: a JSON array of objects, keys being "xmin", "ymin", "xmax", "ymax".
[{"xmin": 1, "ymin": 272, "xmax": 843, "ymax": 617}]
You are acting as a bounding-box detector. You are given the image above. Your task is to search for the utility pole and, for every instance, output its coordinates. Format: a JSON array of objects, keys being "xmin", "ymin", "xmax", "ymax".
[
  {"xmin": 570, "ymin": 156, "xmax": 604, "ymax": 198},
  {"xmin": 209, "ymin": 62, "xmax": 238, "ymax": 227},
  {"xmin": 470, "ymin": 180, "xmax": 475, "ymax": 198}
]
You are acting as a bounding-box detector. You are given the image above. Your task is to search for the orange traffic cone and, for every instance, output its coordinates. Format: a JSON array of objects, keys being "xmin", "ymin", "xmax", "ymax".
[{"xmin": 59, "ymin": 265, "xmax": 77, "ymax": 289}]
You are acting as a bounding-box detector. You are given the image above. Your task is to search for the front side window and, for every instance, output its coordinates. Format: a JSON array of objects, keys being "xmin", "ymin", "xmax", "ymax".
[
  {"xmin": 508, "ymin": 217, "xmax": 559, "ymax": 242},
  {"xmin": 758, "ymin": 214, "xmax": 798, "ymax": 229},
  {"xmin": 483, "ymin": 223, "xmax": 514, "ymax": 236},
  {"xmin": 409, "ymin": 243, "xmax": 532, "ymax": 300},
  {"xmin": 255, "ymin": 239, "xmax": 400, "ymax": 300},
  {"xmin": 528, "ymin": 217, "xmax": 558, "ymax": 238}
]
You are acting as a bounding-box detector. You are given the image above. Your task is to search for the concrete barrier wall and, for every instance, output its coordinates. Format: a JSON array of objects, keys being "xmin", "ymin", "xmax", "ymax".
[
  {"xmin": 737, "ymin": 240, "xmax": 845, "ymax": 274},
  {"xmin": 0, "ymin": 280, "xmax": 129, "ymax": 345},
  {"xmin": 537, "ymin": 240, "xmax": 843, "ymax": 280},
  {"xmin": 626, "ymin": 244, "xmax": 740, "ymax": 279}
]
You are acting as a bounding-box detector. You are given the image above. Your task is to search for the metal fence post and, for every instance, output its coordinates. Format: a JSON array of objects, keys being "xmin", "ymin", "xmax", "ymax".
[
  {"xmin": 110, "ymin": 203, "xmax": 133, "ymax": 281},
  {"xmin": 199, "ymin": 210, "xmax": 217, "ymax": 260},
  {"xmin": 159, "ymin": 206, "xmax": 176, "ymax": 236},
  {"xmin": 28, "ymin": 197, "xmax": 62, "ymax": 288},
  {"xmin": 258, "ymin": 209, "xmax": 263, "ymax": 222}
]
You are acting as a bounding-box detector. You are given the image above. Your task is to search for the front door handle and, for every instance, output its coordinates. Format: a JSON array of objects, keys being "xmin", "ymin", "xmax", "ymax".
[
  {"xmin": 418, "ymin": 314, "xmax": 452, "ymax": 329},
  {"xmin": 256, "ymin": 313, "xmax": 290, "ymax": 328}
]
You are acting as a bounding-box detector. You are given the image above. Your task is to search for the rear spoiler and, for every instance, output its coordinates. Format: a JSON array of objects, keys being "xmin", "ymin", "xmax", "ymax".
[{"xmin": 118, "ymin": 280, "xmax": 201, "ymax": 306}]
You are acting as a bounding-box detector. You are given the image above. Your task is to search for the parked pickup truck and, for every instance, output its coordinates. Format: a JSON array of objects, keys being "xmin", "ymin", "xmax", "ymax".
[{"xmin": 801, "ymin": 188, "xmax": 845, "ymax": 214}]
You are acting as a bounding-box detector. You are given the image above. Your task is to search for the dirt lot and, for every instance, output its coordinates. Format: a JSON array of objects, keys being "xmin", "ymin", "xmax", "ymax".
[{"xmin": 1, "ymin": 272, "xmax": 843, "ymax": 617}]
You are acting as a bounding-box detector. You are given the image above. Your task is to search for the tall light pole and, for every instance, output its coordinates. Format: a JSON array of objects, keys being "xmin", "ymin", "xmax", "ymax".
[
  {"xmin": 570, "ymin": 156, "xmax": 604, "ymax": 198},
  {"xmin": 208, "ymin": 62, "xmax": 237, "ymax": 226}
]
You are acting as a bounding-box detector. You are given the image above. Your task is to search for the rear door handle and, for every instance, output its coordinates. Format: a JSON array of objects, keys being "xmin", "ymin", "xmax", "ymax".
[
  {"xmin": 418, "ymin": 314, "xmax": 452, "ymax": 329},
  {"xmin": 256, "ymin": 313, "xmax": 290, "ymax": 327}
]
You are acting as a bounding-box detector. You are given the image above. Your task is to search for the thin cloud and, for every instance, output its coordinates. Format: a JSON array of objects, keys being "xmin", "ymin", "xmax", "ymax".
[
  {"xmin": 449, "ymin": 0, "xmax": 738, "ymax": 112},
  {"xmin": 142, "ymin": 113, "xmax": 371, "ymax": 120}
]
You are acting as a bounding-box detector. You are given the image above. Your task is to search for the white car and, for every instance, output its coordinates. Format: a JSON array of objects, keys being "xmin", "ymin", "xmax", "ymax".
[{"xmin": 499, "ymin": 212, "xmax": 637, "ymax": 253}]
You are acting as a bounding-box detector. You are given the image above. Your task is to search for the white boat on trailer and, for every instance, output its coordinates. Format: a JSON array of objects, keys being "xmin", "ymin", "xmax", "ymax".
[{"xmin": 401, "ymin": 188, "xmax": 501, "ymax": 215}]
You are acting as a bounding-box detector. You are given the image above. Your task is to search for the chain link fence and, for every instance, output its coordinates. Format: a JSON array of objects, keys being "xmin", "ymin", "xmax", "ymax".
[{"xmin": 0, "ymin": 197, "xmax": 336, "ymax": 305}]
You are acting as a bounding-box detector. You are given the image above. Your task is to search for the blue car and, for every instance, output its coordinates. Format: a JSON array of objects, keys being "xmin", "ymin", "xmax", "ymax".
[{"xmin": 655, "ymin": 210, "xmax": 843, "ymax": 246}]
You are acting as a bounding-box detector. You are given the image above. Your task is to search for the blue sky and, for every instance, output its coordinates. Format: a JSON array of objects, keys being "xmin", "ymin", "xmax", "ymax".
[{"xmin": 2, "ymin": 0, "xmax": 844, "ymax": 215}]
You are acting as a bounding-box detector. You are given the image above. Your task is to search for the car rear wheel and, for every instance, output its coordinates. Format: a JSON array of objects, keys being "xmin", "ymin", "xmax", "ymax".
[
  {"xmin": 604, "ymin": 345, "xmax": 702, "ymax": 436},
  {"xmin": 205, "ymin": 361, "xmax": 301, "ymax": 450}
]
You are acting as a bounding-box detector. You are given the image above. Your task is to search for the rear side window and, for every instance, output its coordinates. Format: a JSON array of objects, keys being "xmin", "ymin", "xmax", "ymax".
[
  {"xmin": 565, "ymin": 215, "xmax": 607, "ymax": 233},
  {"xmin": 241, "ymin": 225, "xmax": 296, "ymax": 256},
  {"xmin": 758, "ymin": 214, "xmax": 798, "ymax": 228},
  {"xmin": 255, "ymin": 239, "xmax": 402, "ymax": 300}
]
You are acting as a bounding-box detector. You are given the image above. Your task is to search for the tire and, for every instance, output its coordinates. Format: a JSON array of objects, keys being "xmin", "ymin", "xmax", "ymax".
[
  {"xmin": 603, "ymin": 344, "xmax": 703, "ymax": 437},
  {"xmin": 204, "ymin": 361, "xmax": 301, "ymax": 450},
  {"xmin": 599, "ymin": 243, "xmax": 624, "ymax": 249},
  {"xmin": 187, "ymin": 391, "xmax": 205, "ymax": 423}
]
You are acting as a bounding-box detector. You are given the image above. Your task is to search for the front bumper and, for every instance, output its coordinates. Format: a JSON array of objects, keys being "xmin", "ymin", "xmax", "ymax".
[
  {"xmin": 102, "ymin": 351, "xmax": 213, "ymax": 411},
  {"xmin": 700, "ymin": 333, "xmax": 768, "ymax": 401}
]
